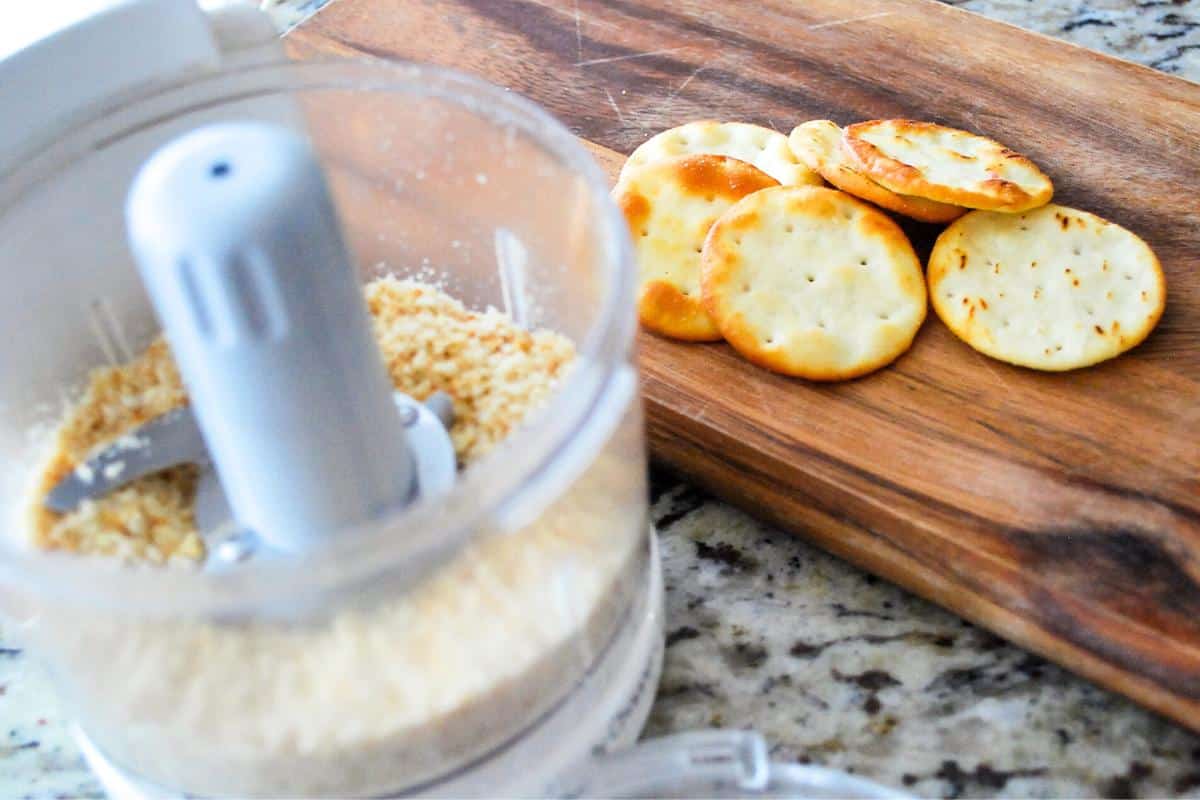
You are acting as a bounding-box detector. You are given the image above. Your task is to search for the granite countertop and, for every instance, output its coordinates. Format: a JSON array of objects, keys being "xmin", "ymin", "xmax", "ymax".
[{"xmin": 3, "ymin": 2, "xmax": 1199, "ymax": 799}]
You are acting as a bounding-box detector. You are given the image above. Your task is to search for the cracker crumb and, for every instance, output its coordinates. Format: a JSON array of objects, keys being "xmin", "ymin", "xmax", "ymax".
[{"xmin": 29, "ymin": 279, "xmax": 575, "ymax": 563}]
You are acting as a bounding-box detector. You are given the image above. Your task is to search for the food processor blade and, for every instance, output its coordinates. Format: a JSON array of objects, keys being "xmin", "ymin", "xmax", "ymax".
[
  {"xmin": 43, "ymin": 406, "xmax": 208, "ymax": 514},
  {"xmin": 44, "ymin": 391, "xmax": 457, "ymax": 563}
]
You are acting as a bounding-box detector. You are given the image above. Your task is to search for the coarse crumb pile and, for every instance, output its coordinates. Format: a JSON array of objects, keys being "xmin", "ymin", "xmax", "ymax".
[{"xmin": 29, "ymin": 277, "xmax": 575, "ymax": 563}]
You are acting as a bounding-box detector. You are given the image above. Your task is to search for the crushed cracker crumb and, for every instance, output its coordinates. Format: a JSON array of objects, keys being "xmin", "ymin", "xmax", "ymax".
[{"xmin": 29, "ymin": 279, "xmax": 575, "ymax": 564}]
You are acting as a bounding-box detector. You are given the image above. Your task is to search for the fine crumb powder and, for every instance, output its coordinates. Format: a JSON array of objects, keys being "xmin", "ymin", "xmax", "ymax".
[{"xmin": 29, "ymin": 277, "xmax": 575, "ymax": 563}]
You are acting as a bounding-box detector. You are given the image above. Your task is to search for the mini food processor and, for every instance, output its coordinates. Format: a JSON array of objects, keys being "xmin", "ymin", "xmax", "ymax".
[{"xmin": 0, "ymin": 2, "xmax": 902, "ymax": 797}]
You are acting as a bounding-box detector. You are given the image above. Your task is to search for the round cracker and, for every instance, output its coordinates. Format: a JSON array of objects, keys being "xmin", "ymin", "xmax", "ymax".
[
  {"xmin": 614, "ymin": 154, "xmax": 780, "ymax": 341},
  {"xmin": 843, "ymin": 119, "xmax": 1053, "ymax": 213},
  {"xmin": 788, "ymin": 120, "xmax": 965, "ymax": 224},
  {"xmin": 929, "ymin": 204, "xmax": 1165, "ymax": 371},
  {"xmin": 619, "ymin": 121, "xmax": 822, "ymax": 187},
  {"xmin": 701, "ymin": 186, "xmax": 927, "ymax": 380}
]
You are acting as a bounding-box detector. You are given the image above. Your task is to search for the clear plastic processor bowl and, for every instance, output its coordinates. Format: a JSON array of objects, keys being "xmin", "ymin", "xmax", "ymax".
[{"xmin": 0, "ymin": 56, "xmax": 658, "ymax": 797}]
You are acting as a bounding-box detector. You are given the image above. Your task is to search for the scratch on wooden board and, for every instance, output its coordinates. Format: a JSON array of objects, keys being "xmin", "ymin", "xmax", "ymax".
[
  {"xmin": 522, "ymin": 0, "xmax": 576, "ymax": 20},
  {"xmin": 975, "ymin": 351, "xmax": 1017, "ymax": 401},
  {"xmin": 603, "ymin": 87, "xmax": 629, "ymax": 126},
  {"xmin": 807, "ymin": 11, "xmax": 894, "ymax": 30},
  {"xmin": 576, "ymin": 46, "xmax": 687, "ymax": 68},
  {"xmin": 572, "ymin": 0, "xmax": 583, "ymax": 62},
  {"xmin": 742, "ymin": 375, "xmax": 775, "ymax": 417},
  {"xmin": 522, "ymin": 0, "xmax": 620, "ymax": 32},
  {"xmin": 667, "ymin": 65, "xmax": 706, "ymax": 101}
]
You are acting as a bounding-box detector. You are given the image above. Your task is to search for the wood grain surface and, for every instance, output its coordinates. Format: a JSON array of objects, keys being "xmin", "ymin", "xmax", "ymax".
[{"xmin": 288, "ymin": 0, "xmax": 1200, "ymax": 731}]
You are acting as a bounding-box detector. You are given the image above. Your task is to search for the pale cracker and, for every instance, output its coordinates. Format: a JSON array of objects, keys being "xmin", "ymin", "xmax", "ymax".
[
  {"xmin": 843, "ymin": 119, "xmax": 1053, "ymax": 213},
  {"xmin": 788, "ymin": 120, "xmax": 965, "ymax": 224},
  {"xmin": 928, "ymin": 204, "xmax": 1165, "ymax": 371},
  {"xmin": 619, "ymin": 121, "xmax": 822, "ymax": 187},
  {"xmin": 614, "ymin": 154, "xmax": 779, "ymax": 341},
  {"xmin": 701, "ymin": 185, "xmax": 926, "ymax": 380}
]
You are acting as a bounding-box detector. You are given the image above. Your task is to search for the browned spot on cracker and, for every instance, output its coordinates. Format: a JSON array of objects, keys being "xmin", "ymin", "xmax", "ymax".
[
  {"xmin": 1094, "ymin": 324, "xmax": 1104, "ymax": 335},
  {"xmin": 727, "ymin": 211, "xmax": 762, "ymax": 232},
  {"xmin": 638, "ymin": 280, "xmax": 721, "ymax": 342},
  {"xmin": 618, "ymin": 191, "xmax": 650, "ymax": 232},
  {"xmin": 792, "ymin": 189, "xmax": 841, "ymax": 221},
  {"xmin": 982, "ymin": 177, "xmax": 1019, "ymax": 195},
  {"xmin": 675, "ymin": 154, "xmax": 777, "ymax": 201},
  {"xmin": 859, "ymin": 207, "xmax": 908, "ymax": 242}
]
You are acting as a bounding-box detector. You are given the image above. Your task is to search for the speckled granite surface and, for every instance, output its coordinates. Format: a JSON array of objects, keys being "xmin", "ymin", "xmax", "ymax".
[
  {"xmin": 644, "ymin": 474, "xmax": 1200, "ymax": 799},
  {"xmin": 941, "ymin": 0, "xmax": 1200, "ymax": 75},
  {"xmin": 3, "ymin": 2, "xmax": 1199, "ymax": 799}
]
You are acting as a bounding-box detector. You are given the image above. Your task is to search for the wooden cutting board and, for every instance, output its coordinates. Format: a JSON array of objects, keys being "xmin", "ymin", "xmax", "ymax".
[{"xmin": 287, "ymin": 0, "xmax": 1200, "ymax": 731}]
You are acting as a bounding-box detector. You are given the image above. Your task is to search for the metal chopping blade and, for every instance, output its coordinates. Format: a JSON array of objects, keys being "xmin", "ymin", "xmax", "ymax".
[{"xmin": 44, "ymin": 392, "xmax": 457, "ymax": 567}]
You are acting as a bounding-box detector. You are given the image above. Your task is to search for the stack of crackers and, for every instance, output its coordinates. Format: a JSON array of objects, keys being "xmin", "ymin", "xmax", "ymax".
[{"xmin": 613, "ymin": 119, "xmax": 1165, "ymax": 381}]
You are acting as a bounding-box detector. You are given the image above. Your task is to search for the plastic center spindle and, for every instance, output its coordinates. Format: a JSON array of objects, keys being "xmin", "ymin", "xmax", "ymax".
[{"xmin": 126, "ymin": 122, "xmax": 416, "ymax": 553}]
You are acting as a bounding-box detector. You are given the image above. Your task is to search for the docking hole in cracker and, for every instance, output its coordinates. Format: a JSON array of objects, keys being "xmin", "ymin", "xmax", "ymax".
[
  {"xmin": 928, "ymin": 204, "xmax": 1165, "ymax": 371},
  {"xmin": 614, "ymin": 153, "xmax": 779, "ymax": 341},
  {"xmin": 620, "ymin": 121, "xmax": 822, "ymax": 188},
  {"xmin": 701, "ymin": 185, "xmax": 927, "ymax": 380}
]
